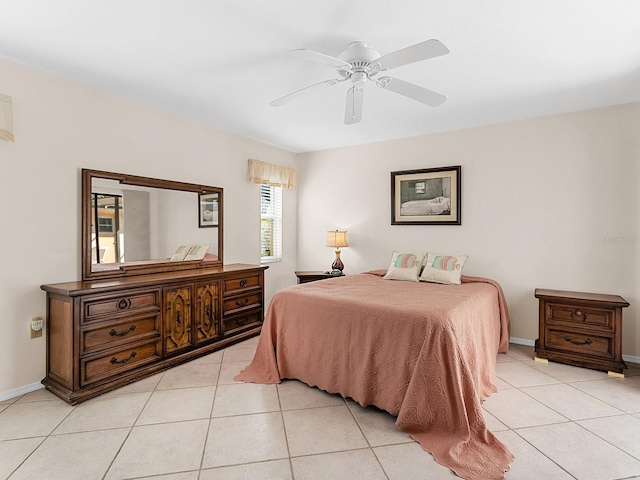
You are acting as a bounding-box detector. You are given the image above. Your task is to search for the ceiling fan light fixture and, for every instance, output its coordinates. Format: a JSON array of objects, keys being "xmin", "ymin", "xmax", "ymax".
[
  {"xmin": 337, "ymin": 41, "xmax": 380, "ymax": 64},
  {"xmin": 351, "ymin": 71, "xmax": 367, "ymax": 86}
]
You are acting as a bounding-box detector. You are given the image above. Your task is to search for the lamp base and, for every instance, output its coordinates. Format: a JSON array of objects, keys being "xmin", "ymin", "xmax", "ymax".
[{"xmin": 331, "ymin": 249, "xmax": 344, "ymax": 273}]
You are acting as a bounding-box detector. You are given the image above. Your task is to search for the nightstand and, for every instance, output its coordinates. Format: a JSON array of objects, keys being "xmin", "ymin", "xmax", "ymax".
[
  {"xmin": 534, "ymin": 288, "xmax": 629, "ymax": 376},
  {"xmin": 295, "ymin": 271, "xmax": 344, "ymax": 284}
]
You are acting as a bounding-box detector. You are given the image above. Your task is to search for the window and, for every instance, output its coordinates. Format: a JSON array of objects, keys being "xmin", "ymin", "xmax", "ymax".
[
  {"xmin": 97, "ymin": 217, "xmax": 114, "ymax": 233},
  {"xmin": 260, "ymin": 185, "xmax": 282, "ymax": 262}
]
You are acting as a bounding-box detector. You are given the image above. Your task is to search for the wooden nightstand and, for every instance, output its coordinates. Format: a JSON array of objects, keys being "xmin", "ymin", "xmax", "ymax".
[
  {"xmin": 534, "ymin": 288, "xmax": 629, "ymax": 376},
  {"xmin": 295, "ymin": 271, "xmax": 344, "ymax": 284}
]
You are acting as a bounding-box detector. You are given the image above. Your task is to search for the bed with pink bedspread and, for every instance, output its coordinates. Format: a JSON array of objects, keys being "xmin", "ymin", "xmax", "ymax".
[{"xmin": 235, "ymin": 270, "xmax": 514, "ymax": 479}]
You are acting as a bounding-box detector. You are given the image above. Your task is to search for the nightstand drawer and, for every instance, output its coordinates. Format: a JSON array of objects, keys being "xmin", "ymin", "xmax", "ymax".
[
  {"xmin": 546, "ymin": 303, "xmax": 612, "ymax": 330},
  {"xmin": 545, "ymin": 327, "xmax": 613, "ymax": 359}
]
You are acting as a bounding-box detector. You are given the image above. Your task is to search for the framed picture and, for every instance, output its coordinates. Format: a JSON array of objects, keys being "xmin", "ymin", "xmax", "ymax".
[
  {"xmin": 198, "ymin": 192, "xmax": 219, "ymax": 228},
  {"xmin": 391, "ymin": 165, "xmax": 461, "ymax": 225}
]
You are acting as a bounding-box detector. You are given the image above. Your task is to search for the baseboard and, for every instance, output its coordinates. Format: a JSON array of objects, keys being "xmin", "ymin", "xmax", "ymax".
[
  {"xmin": 1, "ymin": 342, "xmax": 637, "ymax": 402},
  {"xmin": 0, "ymin": 382, "xmax": 44, "ymax": 403},
  {"xmin": 509, "ymin": 337, "xmax": 535, "ymax": 347},
  {"xmin": 509, "ymin": 337, "xmax": 639, "ymax": 365}
]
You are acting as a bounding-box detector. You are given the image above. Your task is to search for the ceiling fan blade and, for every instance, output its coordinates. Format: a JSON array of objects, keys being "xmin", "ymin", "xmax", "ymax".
[
  {"xmin": 344, "ymin": 86, "xmax": 364, "ymax": 125},
  {"xmin": 270, "ymin": 79, "xmax": 343, "ymax": 107},
  {"xmin": 376, "ymin": 76, "xmax": 446, "ymax": 107},
  {"xmin": 287, "ymin": 49, "xmax": 352, "ymax": 69},
  {"xmin": 376, "ymin": 39, "xmax": 449, "ymax": 70}
]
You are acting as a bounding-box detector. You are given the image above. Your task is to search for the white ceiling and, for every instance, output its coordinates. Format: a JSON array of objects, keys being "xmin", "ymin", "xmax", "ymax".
[{"xmin": 1, "ymin": 1, "xmax": 640, "ymax": 153}]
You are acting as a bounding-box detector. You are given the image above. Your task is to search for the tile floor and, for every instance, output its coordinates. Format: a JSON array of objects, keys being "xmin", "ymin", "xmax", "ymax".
[{"xmin": 1, "ymin": 340, "xmax": 640, "ymax": 480}]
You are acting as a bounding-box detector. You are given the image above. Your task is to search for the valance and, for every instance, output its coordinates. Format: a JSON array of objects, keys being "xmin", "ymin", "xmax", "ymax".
[
  {"xmin": 248, "ymin": 159, "xmax": 297, "ymax": 189},
  {"xmin": 0, "ymin": 93, "xmax": 14, "ymax": 142}
]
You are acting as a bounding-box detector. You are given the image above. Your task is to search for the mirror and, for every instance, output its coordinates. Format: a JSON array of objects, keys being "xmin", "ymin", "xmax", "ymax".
[{"xmin": 82, "ymin": 169, "xmax": 223, "ymax": 280}]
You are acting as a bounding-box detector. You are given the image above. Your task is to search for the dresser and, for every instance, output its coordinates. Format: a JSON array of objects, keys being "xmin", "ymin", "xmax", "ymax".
[
  {"xmin": 41, "ymin": 264, "xmax": 266, "ymax": 404},
  {"xmin": 534, "ymin": 288, "xmax": 628, "ymax": 375}
]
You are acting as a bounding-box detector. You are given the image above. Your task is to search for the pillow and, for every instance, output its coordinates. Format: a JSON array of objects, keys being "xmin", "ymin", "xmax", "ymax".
[
  {"xmin": 383, "ymin": 251, "xmax": 426, "ymax": 282},
  {"xmin": 419, "ymin": 253, "xmax": 468, "ymax": 285}
]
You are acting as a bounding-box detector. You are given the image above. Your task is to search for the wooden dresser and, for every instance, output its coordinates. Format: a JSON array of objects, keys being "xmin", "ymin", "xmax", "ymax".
[
  {"xmin": 41, "ymin": 264, "xmax": 266, "ymax": 404},
  {"xmin": 534, "ymin": 288, "xmax": 629, "ymax": 375}
]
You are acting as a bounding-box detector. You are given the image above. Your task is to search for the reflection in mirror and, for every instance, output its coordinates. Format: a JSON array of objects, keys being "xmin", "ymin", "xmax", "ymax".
[
  {"xmin": 198, "ymin": 193, "xmax": 219, "ymax": 228},
  {"xmin": 91, "ymin": 191, "xmax": 124, "ymax": 264},
  {"xmin": 83, "ymin": 169, "xmax": 223, "ymax": 280}
]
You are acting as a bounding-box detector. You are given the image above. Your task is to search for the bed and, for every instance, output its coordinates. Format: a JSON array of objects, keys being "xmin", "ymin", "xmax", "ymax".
[
  {"xmin": 401, "ymin": 196, "xmax": 451, "ymax": 215},
  {"xmin": 235, "ymin": 270, "xmax": 514, "ymax": 479}
]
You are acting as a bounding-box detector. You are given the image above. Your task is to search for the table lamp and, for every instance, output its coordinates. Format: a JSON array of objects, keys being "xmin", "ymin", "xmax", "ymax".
[{"xmin": 326, "ymin": 230, "xmax": 348, "ymax": 274}]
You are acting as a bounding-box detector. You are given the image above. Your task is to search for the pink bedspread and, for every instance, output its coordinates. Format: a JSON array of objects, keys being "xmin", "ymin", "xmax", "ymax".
[{"xmin": 235, "ymin": 271, "xmax": 514, "ymax": 479}]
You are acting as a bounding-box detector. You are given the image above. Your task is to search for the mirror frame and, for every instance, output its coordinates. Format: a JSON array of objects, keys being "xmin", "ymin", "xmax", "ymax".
[{"xmin": 82, "ymin": 169, "xmax": 223, "ymax": 281}]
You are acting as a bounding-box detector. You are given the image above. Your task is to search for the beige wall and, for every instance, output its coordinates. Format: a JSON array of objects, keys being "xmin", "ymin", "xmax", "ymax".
[
  {"xmin": 297, "ymin": 103, "xmax": 640, "ymax": 359},
  {"xmin": 0, "ymin": 59, "xmax": 297, "ymax": 397},
  {"xmin": 2, "ymin": 56, "xmax": 639, "ymax": 399}
]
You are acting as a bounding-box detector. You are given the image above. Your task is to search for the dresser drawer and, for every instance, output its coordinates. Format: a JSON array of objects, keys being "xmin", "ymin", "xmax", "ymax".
[
  {"xmin": 82, "ymin": 289, "xmax": 161, "ymax": 323},
  {"xmin": 80, "ymin": 314, "xmax": 161, "ymax": 355},
  {"xmin": 224, "ymin": 311, "xmax": 263, "ymax": 335},
  {"xmin": 545, "ymin": 327, "xmax": 613, "ymax": 359},
  {"xmin": 546, "ymin": 303, "xmax": 613, "ymax": 330},
  {"xmin": 80, "ymin": 339, "xmax": 161, "ymax": 386},
  {"xmin": 223, "ymin": 292, "xmax": 262, "ymax": 317},
  {"xmin": 223, "ymin": 274, "xmax": 262, "ymax": 296}
]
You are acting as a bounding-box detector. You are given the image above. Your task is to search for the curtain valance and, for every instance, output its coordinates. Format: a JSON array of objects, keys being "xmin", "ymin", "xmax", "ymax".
[{"xmin": 248, "ymin": 159, "xmax": 297, "ymax": 190}]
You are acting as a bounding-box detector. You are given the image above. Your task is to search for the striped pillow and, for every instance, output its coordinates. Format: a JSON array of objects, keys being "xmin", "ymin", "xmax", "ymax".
[
  {"xmin": 419, "ymin": 253, "xmax": 468, "ymax": 285},
  {"xmin": 383, "ymin": 251, "xmax": 426, "ymax": 282}
]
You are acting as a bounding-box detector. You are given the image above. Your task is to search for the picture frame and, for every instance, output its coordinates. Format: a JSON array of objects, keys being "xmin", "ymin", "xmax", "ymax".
[
  {"xmin": 198, "ymin": 192, "xmax": 219, "ymax": 228},
  {"xmin": 391, "ymin": 165, "xmax": 461, "ymax": 225}
]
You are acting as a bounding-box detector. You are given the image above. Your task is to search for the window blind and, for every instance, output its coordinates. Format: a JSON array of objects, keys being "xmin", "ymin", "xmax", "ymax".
[{"xmin": 260, "ymin": 184, "xmax": 282, "ymax": 262}]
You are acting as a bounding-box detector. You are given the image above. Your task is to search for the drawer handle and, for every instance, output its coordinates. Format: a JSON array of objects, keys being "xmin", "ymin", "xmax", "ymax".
[
  {"xmin": 237, "ymin": 316, "xmax": 251, "ymax": 326},
  {"xmin": 572, "ymin": 310, "xmax": 585, "ymax": 320},
  {"xmin": 239, "ymin": 279, "xmax": 248, "ymax": 288},
  {"xmin": 117, "ymin": 298, "xmax": 132, "ymax": 310},
  {"xmin": 235, "ymin": 297, "xmax": 250, "ymax": 307},
  {"xmin": 563, "ymin": 335, "xmax": 592, "ymax": 346},
  {"xmin": 110, "ymin": 351, "xmax": 137, "ymax": 364},
  {"xmin": 109, "ymin": 325, "xmax": 136, "ymax": 337}
]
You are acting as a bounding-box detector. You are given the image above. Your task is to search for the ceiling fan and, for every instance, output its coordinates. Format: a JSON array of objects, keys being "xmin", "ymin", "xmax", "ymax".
[{"xmin": 270, "ymin": 39, "xmax": 449, "ymax": 125}]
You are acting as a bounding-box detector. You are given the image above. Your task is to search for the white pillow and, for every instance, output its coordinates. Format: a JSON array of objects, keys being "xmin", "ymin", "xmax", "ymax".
[
  {"xmin": 419, "ymin": 253, "xmax": 468, "ymax": 285},
  {"xmin": 383, "ymin": 251, "xmax": 426, "ymax": 282}
]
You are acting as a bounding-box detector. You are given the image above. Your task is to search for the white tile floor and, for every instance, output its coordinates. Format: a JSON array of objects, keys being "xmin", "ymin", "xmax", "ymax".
[{"xmin": 1, "ymin": 340, "xmax": 640, "ymax": 480}]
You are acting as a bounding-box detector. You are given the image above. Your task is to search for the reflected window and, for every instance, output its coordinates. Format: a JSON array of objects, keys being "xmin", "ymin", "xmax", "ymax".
[
  {"xmin": 91, "ymin": 193, "xmax": 124, "ymax": 264},
  {"xmin": 97, "ymin": 217, "xmax": 114, "ymax": 233}
]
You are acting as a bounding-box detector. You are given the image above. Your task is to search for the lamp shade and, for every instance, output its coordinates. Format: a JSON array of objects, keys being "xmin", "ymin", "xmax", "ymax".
[{"xmin": 326, "ymin": 230, "xmax": 348, "ymax": 248}]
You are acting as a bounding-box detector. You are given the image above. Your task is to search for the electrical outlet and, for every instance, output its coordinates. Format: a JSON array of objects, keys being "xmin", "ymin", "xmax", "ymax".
[{"xmin": 30, "ymin": 317, "xmax": 43, "ymax": 339}]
